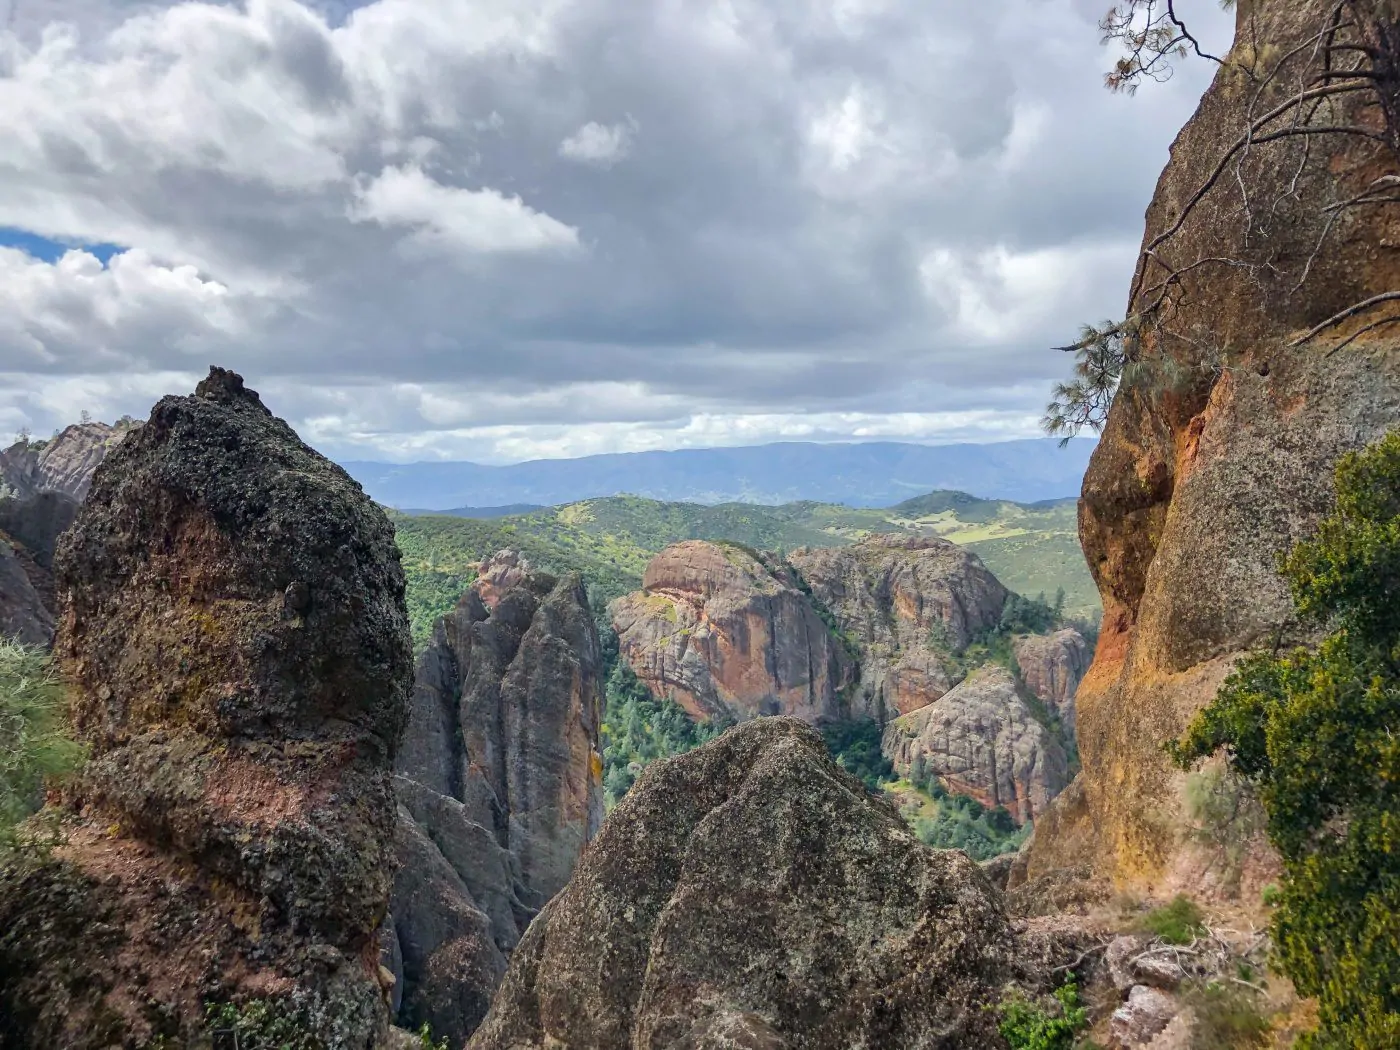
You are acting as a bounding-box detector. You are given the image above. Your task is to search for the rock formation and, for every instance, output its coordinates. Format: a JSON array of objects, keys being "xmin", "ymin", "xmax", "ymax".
[
  {"xmin": 0, "ymin": 368, "xmax": 413, "ymax": 1049},
  {"xmin": 1012, "ymin": 628, "xmax": 1089, "ymax": 731},
  {"xmin": 1020, "ymin": 0, "xmax": 1400, "ymax": 889},
  {"xmin": 882, "ymin": 666, "xmax": 1070, "ymax": 824},
  {"xmin": 0, "ymin": 420, "xmax": 133, "ymax": 501},
  {"xmin": 610, "ymin": 540, "xmax": 858, "ymax": 724},
  {"xmin": 787, "ymin": 535, "xmax": 1010, "ymax": 721},
  {"xmin": 0, "ymin": 491, "xmax": 81, "ymax": 646},
  {"xmin": 467, "ymin": 717, "xmax": 1014, "ymax": 1050},
  {"xmin": 388, "ymin": 556, "xmax": 605, "ymax": 1044}
]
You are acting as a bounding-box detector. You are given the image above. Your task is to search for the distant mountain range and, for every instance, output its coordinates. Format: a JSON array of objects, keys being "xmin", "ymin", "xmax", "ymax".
[{"xmin": 343, "ymin": 439, "xmax": 1096, "ymax": 511}]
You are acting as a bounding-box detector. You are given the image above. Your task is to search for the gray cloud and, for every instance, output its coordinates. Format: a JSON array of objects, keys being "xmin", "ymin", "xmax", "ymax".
[{"xmin": 0, "ymin": 0, "xmax": 1235, "ymax": 461}]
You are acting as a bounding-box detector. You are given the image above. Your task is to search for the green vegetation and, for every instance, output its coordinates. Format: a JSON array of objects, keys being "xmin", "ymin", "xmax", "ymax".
[
  {"xmin": 1135, "ymin": 894, "xmax": 1207, "ymax": 945},
  {"xmin": 0, "ymin": 642, "xmax": 82, "ymax": 853},
  {"xmin": 896, "ymin": 759, "xmax": 1027, "ymax": 860},
  {"xmin": 412, "ymin": 1024, "xmax": 450, "ymax": 1050},
  {"xmin": 1169, "ymin": 431, "xmax": 1400, "ymax": 1048},
  {"xmin": 1181, "ymin": 766, "xmax": 1265, "ymax": 893},
  {"xmin": 599, "ymin": 641, "xmax": 730, "ymax": 807},
  {"xmin": 203, "ymin": 999, "xmax": 321, "ymax": 1050},
  {"xmin": 1181, "ymin": 981, "xmax": 1271, "ymax": 1050},
  {"xmin": 996, "ymin": 981, "xmax": 1089, "ymax": 1050},
  {"xmin": 391, "ymin": 490, "xmax": 1101, "ymax": 645},
  {"xmin": 821, "ymin": 719, "xmax": 894, "ymax": 791}
]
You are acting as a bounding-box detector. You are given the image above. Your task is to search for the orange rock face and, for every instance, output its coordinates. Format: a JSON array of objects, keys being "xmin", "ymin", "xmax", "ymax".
[
  {"xmin": 610, "ymin": 541, "xmax": 858, "ymax": 723},
  {"xmin": 1021, "ymin": 0, "xmax": 1400, "ymax": 890}
]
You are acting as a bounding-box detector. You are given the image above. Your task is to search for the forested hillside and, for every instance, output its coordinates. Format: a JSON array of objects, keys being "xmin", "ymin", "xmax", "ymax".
[{"xmin": 390, "ymin": 490, "xmax": 1096, "ymax": 647}]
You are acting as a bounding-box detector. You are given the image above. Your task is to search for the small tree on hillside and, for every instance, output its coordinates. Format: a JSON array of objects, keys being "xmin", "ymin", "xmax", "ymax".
[
  {"xmin": 0, "ymin": 642, "xmax": 82, "ymax": 852},
  {"xmin": 1169, "ymin": 430, "xmax": 1400, "ymax": 1047}
]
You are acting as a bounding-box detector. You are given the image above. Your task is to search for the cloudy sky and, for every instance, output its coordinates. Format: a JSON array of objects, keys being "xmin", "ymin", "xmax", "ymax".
[{"xmin": 0, "ymin": 0, "xmax": 1234, "ymax": 463}]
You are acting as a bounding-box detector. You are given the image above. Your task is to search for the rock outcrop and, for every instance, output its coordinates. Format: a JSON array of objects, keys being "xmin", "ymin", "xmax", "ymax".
[
  {"xmin": 0, "ymin": 491, "xmax": 81, "ymax": 645},
  {"xmin": 0, "ymin": 421, "xmax": 132, "ymax": 501},
  {"xmin": 0, "ymin": 368, "xmax": 414, "ymax": 1049},
  {"xmin": 1012, "ymin": 628, "xmax": 1089, "ymax": 731},
  {"xmin": 468, "ymin": 717, "xmax": 1014, "ymax": 1050},
  {"xmin": 389, "ymin": 558, "xmax": 605, "ymax": 1044},
  {"xmin": 610, "ymin": 540, "xmax": 859, "ymax": 724},
  {"xmin": 1019, "ymin": 0, "xmax": 1400, "ymax": 890},
  {"xmin": 787, "ymin": 535, "xmax": 1010, "ymax": 721},
  {"xmin": 882, "ymin": 666, "xmax": 1070, "ymax": 824}
]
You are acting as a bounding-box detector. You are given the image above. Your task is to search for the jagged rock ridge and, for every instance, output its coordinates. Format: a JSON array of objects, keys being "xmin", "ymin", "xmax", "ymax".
[
  {"xmin": 0, "ymin": 368, "xmax": 414, "ymax": 1049},
  {"xmin": 468, "ymin": 717, "xmax": 1015, "ymax": 1050},
  {"xmin": 388, "ymin": 552, "xmax": 605, "ymax": 1045},
  {"xmin": 0, "ymin": 421, "xmax": 133, "ymax": 502}
]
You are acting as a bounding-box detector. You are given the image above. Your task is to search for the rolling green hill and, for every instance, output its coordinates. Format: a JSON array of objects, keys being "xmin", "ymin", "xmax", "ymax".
[{"xmin": 391, "ymin": 491, "xmax": 1097, "ymax": 648}]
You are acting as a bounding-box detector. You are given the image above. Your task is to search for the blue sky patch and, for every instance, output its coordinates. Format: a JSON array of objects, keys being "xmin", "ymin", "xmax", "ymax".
[{"xmin": 0, "ymin": 227, "xmax": 125, "ymax": 265}]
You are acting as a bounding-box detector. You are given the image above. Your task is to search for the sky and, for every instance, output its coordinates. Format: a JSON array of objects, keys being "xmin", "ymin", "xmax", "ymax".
[{"xmin": 0, "ymin": 0, "xmax": 1235, "ymax": 464}]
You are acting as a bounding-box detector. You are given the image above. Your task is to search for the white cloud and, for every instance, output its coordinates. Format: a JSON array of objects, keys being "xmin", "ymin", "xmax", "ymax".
[
  {"xmin": 0, "ymin": 0, "xmax": 1237, "ymax": 461},
  {"xmin": 558, "ymin": 119, "xmax": 635, "ymax": 168},
  {"xmin": 350, "ymin": 165, "xmax": 580, "ymax": 254}
]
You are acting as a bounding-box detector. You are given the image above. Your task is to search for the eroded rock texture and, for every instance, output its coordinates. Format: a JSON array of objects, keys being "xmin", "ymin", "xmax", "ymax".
[
  {"xmin": 788, "ymin": 535, "xmax": 1010, "ymax": 721},
  {"xmin": 0, "ymin": 492, "xmax": 80, "ymax": 646},
  {"xmin": 388, "ymin": 558, "xmax": 605, "ymax": 1045},
  {"xmin": 882, "ymin": 666, "xmax": 1070, "ymax": 824},
  {"xmin": 610, "ymin": 540, "xmax": 858, "ymax": 723},
  {"xmin": 1012, "ymin": 628, "xmax": 1089, "ymax": 731},
  {"xmin": 468, "ymin": 717, "xmax": 1014, "ymax": 1050},
  {"xmin": 0, "ymin": 421, "xmax": 132, "ymax": 501},
  {"xmin": 0, "ymin": 368, "xmax": 414, "ymax": 1049},
  {"xmin": 1021, "ymin": 0, "xmax": 1400, "ymax": 889}
]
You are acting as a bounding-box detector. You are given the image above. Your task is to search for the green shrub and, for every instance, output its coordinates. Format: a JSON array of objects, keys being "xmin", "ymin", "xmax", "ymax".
[
  {"xmin": 1182, "ymin": 981, "xmax": 1271, "ymax": 1050},
  {"xmin": 997, "ymin": 980, "xmax": 1088, "ymax": 1050},
  {"xmin": 1169, "ymin": 431, "xmax": 1400, "ymax": 1047},
  {"xmin": 414, "ymin": 1024, "xmax": 449, "ymax": 1050},
  {"xmin": 1136, "ymin": 895, "xmax": 1207, "ymax": 945},
  {"xmin": 0, "ymin": 641, "xmax": 83, "ymax": 852},
  {"xmin": 204, "ymin": 999, "xmax": 322, "ymax": 1050}
]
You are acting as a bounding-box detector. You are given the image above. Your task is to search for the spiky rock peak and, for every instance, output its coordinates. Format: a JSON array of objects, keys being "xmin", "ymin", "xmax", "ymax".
[
  {"xmin": 0, "ymin": 368, "xmax": 413, "ymax": 1049},
  {"xmin": 1021, "ymin": 0, "xmax": 1400, "ymax": 890},
  {"xmin": 468, "ymin": 717, "xmax": 1014, "ymax": 1050},
  {"xmin": 388, "ymin": 555, "xmax": 604, "ymax": 1045}
]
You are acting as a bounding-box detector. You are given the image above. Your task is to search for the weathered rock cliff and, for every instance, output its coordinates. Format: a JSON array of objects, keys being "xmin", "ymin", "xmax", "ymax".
[
  {"xmin": 1021, "ymin": 0, "xmax": 1400, "ymax": 889},
  {"xmin": 468, "ymin": 717, "xmax": 1014, "ymax": 1050},
  {"xmin": 389, "ymin": 556, "xmax": 605, "ymax": 1044},
  {"xmin": 0, "ymin": 368, "xmax": 413, "ymax": 1049},
  {"xmin": 1012, "ymin": 628, "xmax": 1089, "ymax": 731},
  {"xmin": 0, "ymin": 491, "xmax": 80, "ymax": 646},
  {"xmin": 610, "ymin": 540, "xmax": 858, "ymax": 723},
  {"xmin": 0, "ymin": 421, "xmax": 132, "ymax": 501},
  {"xmin": 787, "ymin": 535, "xmax": 1010, "ymax": 721},
  {"xmin": 882, "ymin": 666, "xmax": 1070, "ymax": 824}
]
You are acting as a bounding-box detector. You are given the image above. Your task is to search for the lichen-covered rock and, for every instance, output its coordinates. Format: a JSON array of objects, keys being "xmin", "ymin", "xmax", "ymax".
[
  {"xmin": 0, "ymin": 368, "xmax": 413, "ymax": 1049},
  {"xmin": 389, "ymin": 559, "xmax": 605, "ymax": 1044},
  {"xmin": 1020, "ymin": 0, "xmax": 1400, "ymax": 889},
  {"xmin": 882, "ymin": 666, "xmax": 1069, "ymax": 824},
  {"xmin": 787, "ymin": 536, "xmax": 1009, "ymax": 721},
  {"xmin": 1012, "ymin": 628, "xmax": 1089, "ymax": 731},
  {"xmin": 610, "ymin": 541, "xmax": 858, "ymax": 724},
  {"xmin": 1110, "ymin": 986, "xmax": 1179, "ymax": 1047},
  {"xmin": 468, "ymin": 717, "xmax": 1015, "ymax": 1050}
]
